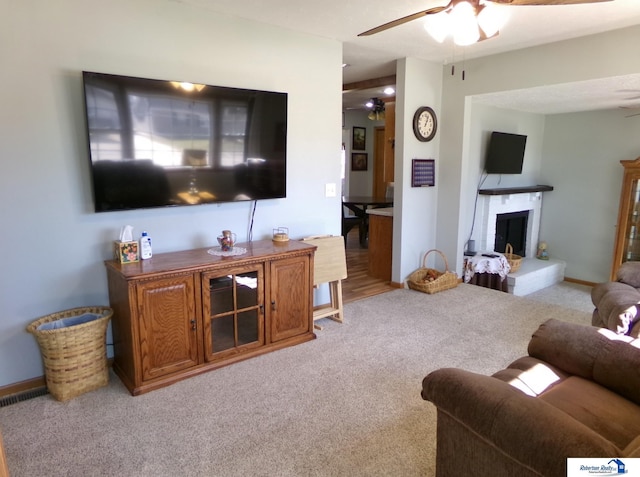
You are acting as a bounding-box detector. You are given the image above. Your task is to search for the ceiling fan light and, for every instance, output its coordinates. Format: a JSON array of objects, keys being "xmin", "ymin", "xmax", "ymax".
[
  {"xmin": 453, "ymin": 26, "xmax": 480, "ymax": 46},
  {"xmin": 450, "ymin": 1, "xmax": 476, "ymax": 24},
  {"xmin": 424, "ymin": 12, "xmax": 450, "ymax": 43},
  {"xmin": 450, "ymin": 1, "xmax": 480, "ymax": 46},
  {"xmin": 477, "ymin": 4, "xmax": 507, "ymax": 39}
]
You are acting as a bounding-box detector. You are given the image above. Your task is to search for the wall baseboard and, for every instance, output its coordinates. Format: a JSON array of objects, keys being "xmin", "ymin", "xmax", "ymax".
[
  {"xmin": 0, "ymin": 376, "xmax": 46, "ymax": 402},
  {"xmin": 564, "ymin": 276, "xmax": 596, "ymax": 288}
]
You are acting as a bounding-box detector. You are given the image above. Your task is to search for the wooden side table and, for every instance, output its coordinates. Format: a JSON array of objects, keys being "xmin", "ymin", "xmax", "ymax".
[{"xmin": 463, "ymin": 253, "xmax": 510, "ymax": 292}]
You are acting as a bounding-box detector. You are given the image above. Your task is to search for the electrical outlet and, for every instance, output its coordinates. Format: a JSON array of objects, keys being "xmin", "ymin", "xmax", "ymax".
[{"xmin": 325, "ymin": 183, "xmax": 337, "ymax": 197}]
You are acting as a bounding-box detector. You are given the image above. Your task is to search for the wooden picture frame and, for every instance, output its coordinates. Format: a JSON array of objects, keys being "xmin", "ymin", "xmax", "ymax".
[
  {"xmin": 352, "ymin": 126, "xmax": 366, "ymax": 151},
  {"xmin": 351, "ymin": 153, "xmax": 368, "ymax": 171},
  {"xmin": 411, "ymin": 159, "xmax": 435, "ymax": 187}
]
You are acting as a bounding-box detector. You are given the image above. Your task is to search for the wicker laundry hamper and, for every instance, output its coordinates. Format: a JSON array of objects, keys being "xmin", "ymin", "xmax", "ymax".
[
  {"xmin": 505, "ymin": 243, "xmax": 522, "ymax": 273},
  {"xmin": 408, "ymin": 249, "xmax": 459, "ymax": 294},
  {"xmin": 27, "ymin": 306, "xmax": 112, "ymax": 401}
]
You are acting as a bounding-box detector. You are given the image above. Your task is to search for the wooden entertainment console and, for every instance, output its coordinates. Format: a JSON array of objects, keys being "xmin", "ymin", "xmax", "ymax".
[{"xmin": 105, "ymin": 240, "xmax": 316, "ymax": 395}]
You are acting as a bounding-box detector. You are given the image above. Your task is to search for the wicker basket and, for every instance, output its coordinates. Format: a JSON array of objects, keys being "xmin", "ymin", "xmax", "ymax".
[
  {"xmin": 26, "ymin": 306, "xmax": 112, "ymax": 402},
  {"xmin": 408, "ymin": 249, "xmax": 459, "ymax": 294},
  {"xmin": 505, "ymin": 243, "xmax": 522, "ymax": 273}
]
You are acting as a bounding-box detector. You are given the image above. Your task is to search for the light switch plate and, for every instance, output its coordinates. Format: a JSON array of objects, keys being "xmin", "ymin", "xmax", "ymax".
[{"xmin": 325, "ymin": 183, "xmax": 337, "ymax": 197}]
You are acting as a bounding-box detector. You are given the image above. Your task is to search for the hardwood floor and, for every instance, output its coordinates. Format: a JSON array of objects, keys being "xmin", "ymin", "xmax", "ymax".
[{"xmin": 342, "ymin": 229, "xmax": 396, "ymax": 304}]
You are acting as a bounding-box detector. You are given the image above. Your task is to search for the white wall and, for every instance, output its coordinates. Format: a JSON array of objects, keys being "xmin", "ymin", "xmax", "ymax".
[
  {"xmin": 540, "ymin": 109, "xmax": 640, "ymax": 282},
  {"xmin": 467, "ymin": 105, "xmax": 545, "ymax": 191},
  {"xmin": 394, "ymin": 58, "xmax": 442, "ymax": 281},
  {"xmin": 0, "ymin": 0, "xmax": 342, "ymax": 386}
]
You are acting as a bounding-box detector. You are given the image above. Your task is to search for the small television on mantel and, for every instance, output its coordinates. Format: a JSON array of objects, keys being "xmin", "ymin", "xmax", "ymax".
[
  {"xmin": 484, "ymin": 131, "xmax": 527, "ymax": 174},
  {"xmin": 82, "ymin": 71, "xmax": 287, "ymax": 212}
]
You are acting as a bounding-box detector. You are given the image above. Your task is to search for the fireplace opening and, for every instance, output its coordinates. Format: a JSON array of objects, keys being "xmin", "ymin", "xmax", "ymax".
[{"xmin": 495, "ymin": 210, "xmax": 529, "ymax": 257}]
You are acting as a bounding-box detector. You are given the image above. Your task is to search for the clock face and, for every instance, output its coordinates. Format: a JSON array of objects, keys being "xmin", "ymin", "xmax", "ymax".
[{"xmin": 413, "ymin": 107, "xmax": 437, "ymax": 142}]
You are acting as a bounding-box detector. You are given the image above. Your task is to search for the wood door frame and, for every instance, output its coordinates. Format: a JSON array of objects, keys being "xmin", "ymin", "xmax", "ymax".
[{"xmin": 373, "ymin": 126, "xmax": 386, "ymax": 197}]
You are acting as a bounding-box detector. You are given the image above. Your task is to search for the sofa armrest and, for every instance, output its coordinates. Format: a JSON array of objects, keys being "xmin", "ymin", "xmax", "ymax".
[
  {"xmin": 617, "ymin": 261, "xmax": 640, "ymax": 288},
  {"xmin": 422, "ymin": 368, "xmax": 620, "ymax": 476}
]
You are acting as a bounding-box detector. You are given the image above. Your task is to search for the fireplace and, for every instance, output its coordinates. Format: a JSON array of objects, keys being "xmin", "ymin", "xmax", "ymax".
[
  {"xmin": 495, "ymin": 210, "xmax": 529, "ymax": 257},
  {"xmin": 472, "ymin": 185, "xmax": 565, "ymax": 295},
  {"xmin": 474, "ymin": 187, "xmax": 546, "ymax": 260}
]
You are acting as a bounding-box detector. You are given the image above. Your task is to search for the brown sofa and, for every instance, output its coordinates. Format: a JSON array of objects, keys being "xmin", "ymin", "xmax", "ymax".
[
  {"xmin": 592, "ymin": 261, "xmax": 640, "ymax": 337},
  {"xmin": 422, "ymin": 319, "xmax": 640, "ymax": 477}
]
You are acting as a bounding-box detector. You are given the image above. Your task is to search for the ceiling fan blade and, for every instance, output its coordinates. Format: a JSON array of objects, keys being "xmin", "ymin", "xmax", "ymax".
[
  {"xmin": 358, "ymin": 5, "xmax": 449, "ymax": 37},
  {"xmin": 488, "ymin": 0, "xmax": 612, "ymax": 5}
]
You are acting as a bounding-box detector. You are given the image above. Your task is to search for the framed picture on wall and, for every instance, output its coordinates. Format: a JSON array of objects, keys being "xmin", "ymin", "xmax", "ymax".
[
  {"xmin": 411, "ymin": 159, "xmax": 435, "ymax": 187},
  {"xmin": 352, "ymin": 126, "xmax": 366, "ymax": 150},
  {"xmin": 352, "ymin": 153, "xmax": 368, "ymax": 171}
]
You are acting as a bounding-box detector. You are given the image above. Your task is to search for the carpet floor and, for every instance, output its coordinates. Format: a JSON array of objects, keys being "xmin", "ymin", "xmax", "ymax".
[{"xmin": 0, "ymin": 283, "xmax": 593, "ymax": 477}]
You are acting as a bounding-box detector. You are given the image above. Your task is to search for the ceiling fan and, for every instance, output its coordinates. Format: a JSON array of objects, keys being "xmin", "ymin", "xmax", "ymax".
[{"xmin": 358, "ymin": 0, "xmax": 613, "ymax": 42}]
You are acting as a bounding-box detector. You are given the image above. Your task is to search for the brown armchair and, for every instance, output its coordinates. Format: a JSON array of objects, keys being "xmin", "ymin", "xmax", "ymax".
[
  {"xmin": 422, "ymin": 319, "xmax": 640, "ymax": 477},
  {"xmin": 592, "ymin": 261, "xmax": 640, "ymax": 337}
]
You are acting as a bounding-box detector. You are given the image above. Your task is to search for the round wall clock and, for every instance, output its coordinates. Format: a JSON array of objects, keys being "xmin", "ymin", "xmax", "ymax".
[{"xmin": 413, "ymin": 106, "xmax": 437, "ymax": 142}]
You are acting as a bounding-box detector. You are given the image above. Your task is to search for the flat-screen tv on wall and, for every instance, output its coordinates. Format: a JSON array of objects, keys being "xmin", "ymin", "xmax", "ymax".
[
  {"xmin": 484, "ymin": 131, "xmax": 527, "ymax": 174},
  {"xmin": 82, "ymin": 71, "xmax": 287, "ymax": 212}
]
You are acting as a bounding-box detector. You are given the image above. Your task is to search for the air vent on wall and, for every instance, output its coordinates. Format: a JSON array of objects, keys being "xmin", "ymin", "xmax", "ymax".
[{"xmin": 0, "ymin": 387, "xmax": 48, "ymax": 407}]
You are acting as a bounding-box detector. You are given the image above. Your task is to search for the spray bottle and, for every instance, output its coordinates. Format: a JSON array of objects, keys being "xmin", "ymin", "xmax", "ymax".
[{"xmin": 140, "ymin": 231, "xmax": 153, "ymax": 259}]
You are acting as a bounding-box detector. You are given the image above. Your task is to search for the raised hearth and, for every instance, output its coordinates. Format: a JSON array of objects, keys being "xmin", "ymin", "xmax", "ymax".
[{"xmin": 507, "ymin": 258, "xmax": 566, "ymax": 296}]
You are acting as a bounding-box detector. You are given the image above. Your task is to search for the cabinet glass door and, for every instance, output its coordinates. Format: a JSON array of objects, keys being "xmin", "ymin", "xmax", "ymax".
[
  {"xmin": 624, "ymin": 179, "xmax": 640, "ymax": 263},
  {"xmin": 203, "ymin": 266, "xmax": 264, "ymax": 361}
]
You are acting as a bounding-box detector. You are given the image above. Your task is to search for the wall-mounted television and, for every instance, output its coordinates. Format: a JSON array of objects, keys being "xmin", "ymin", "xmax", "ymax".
[
  {"xmin": 484, "ymin": 131, "xmax": 527, "ymax": 174},
  {"xmin": 82, "ymin": 71, "xmax": 287, "ymax": 212}
]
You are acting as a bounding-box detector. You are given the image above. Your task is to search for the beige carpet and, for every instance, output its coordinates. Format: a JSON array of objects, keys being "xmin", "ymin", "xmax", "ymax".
[
  {"xmin": 526, "ymin": 281, "xmax": 594, "ymax": 314},
  {"xmin": 0, "ymin": 284, "xmax": 593, "ymax": 477}
]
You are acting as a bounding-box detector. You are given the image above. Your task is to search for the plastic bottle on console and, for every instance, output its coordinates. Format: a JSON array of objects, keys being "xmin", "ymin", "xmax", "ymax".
[{"xmin": 140, "ymin": 231, "xmax": 152, "ymax": 259}]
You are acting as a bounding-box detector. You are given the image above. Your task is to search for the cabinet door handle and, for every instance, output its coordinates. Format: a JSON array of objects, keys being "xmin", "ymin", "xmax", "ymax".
[
  {"xmin": 259, "ymin": 304, "xmax": 264, "ymax": 314},
  {"xmin": 271, "ymin": 300, "xmax": 276, "ymax": 311},
  {"xmin": 190, "ymin": 319, "xmax": 196, "ymax": 331}
]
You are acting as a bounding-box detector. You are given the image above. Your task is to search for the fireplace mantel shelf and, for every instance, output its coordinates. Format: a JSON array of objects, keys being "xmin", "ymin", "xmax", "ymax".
[{"xmin": 478, "ymin": 185, "xmax": 553, "ymax": 196}]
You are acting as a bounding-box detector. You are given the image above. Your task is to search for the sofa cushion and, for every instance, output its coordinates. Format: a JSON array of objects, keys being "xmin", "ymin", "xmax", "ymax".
[
  {"xmin": 539, "ymin": 376, "xmax": 640, "ymax": 450},
  {"xmin": 624, "ymin": 435, "xmax": 640, "ymax": 457},
  {"xmin": 528, "ymin": 319, "xmax": 640, "ymax": 405},
  {"xmin": 492, "ymin": 356, "xmax": 570, "ymax": 397}
]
